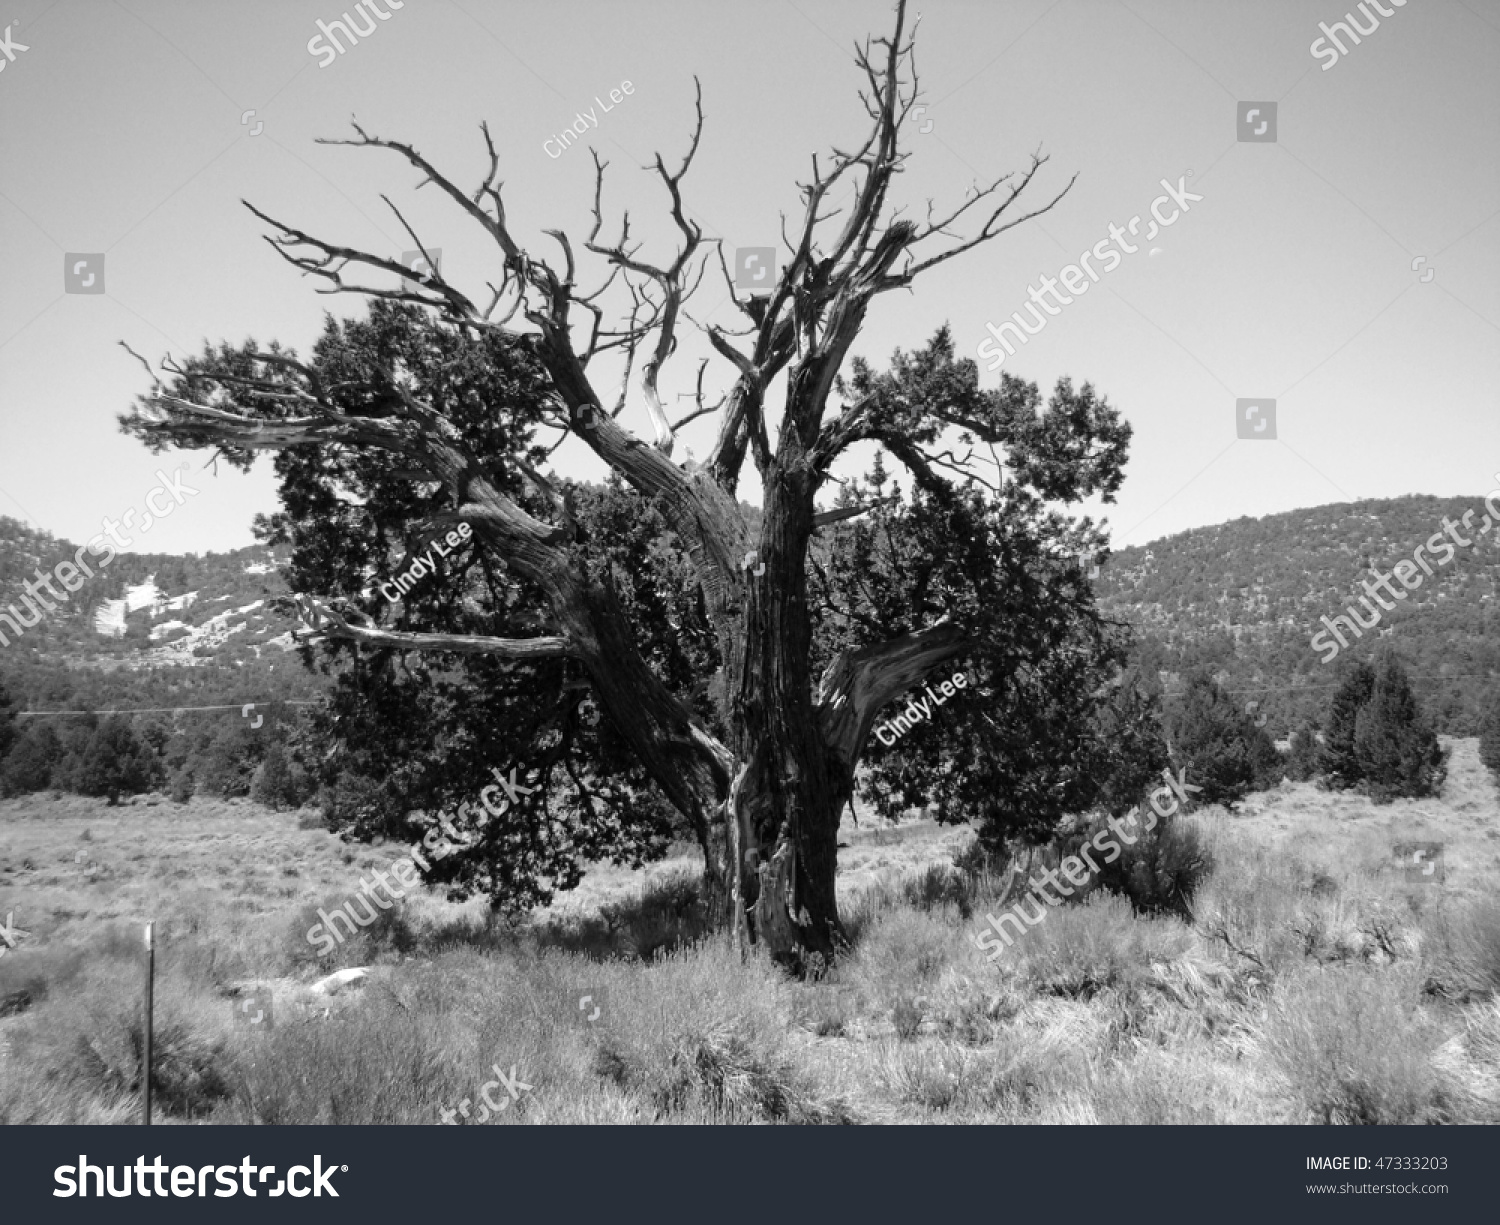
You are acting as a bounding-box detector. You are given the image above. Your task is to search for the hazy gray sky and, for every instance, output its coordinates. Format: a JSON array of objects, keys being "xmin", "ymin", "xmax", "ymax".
[{"xmin": 1, "ymin": 0, "xmax": 1496, "ymax": 558}]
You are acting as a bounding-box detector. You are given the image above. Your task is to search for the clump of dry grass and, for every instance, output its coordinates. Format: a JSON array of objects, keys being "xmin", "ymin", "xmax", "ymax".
[
  {"xmin": 841, "ymin": 907, "xmax": 963, "ymax": 1039},
  {"xmin": 871, "ymin": 1021, "xmax": 1096, "ymax": 1120},
  {"xmin": 1087, "ymin": 1045, "xmax": 1279, "ymax": 1124},
  {"xmin": 223, "ymin": 990, "xmax": 458, "ymax": 1125},
  {"xmin": 871, "ymin": 1039, "xmax": 972, "ymax": 1110},
  {"xmin": 1419, "ymin": 894, "xmax": 1500, "ymax": 1001},
  {"xmin": 591, "ymin": 939, "xmax": 844, "ymax": 1122},
  {"xmin": 1264, "ymin": 965, "xmax": 1451, "ymax": 1124},
  {"xmin": 788, "ymin": 979, "xmax": 859, "ymax": 1037},
  {"xmin": 1, "ymin": 958, "xmax": 234, "ymax": 1123}
]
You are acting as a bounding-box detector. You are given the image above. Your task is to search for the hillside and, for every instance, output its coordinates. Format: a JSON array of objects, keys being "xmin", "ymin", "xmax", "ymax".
[
  {"xmin": 1097, "ymin": 493, "xmax": 1500, "ymax": 736},
  {"xmin": 0, "ymin": 516, "xmax": 325, "ymax": 715},
  {"xmin": 0, "ymin": 517, "xmax": 328, "ymax": 805},
  {"xmin": 3, "ymin": 491, "xmax": 1498, "ymax": 797}
]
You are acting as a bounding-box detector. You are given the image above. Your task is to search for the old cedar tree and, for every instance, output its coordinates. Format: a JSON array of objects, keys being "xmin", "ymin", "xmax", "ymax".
[{"xmin": 121, "ymin": 2, "xmax": 1142, "ymax": 967}]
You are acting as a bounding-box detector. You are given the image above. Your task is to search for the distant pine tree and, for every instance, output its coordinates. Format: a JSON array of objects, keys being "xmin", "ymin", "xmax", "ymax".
[
  {"xmin": 250, "ymin": 743, "xmax": 301, "ymax": 810},
  {"xmin": 1086, "ymin": 666, "xmax": 1171, "ymax": 818},
  {"xmin": 1352, "ymin": 655, "xmax": 1447, "ymax": 802},
  {"xmin": 1319, "ymin": 660, "xmax": 1376, "ymax": 791},
  {"xmin": 76, "ymin": 716, "xmax": 152, "ymax": 805},
  {"xmin": 1164, "ymin": 670, "xmax": 1282, "ymax": 807},
  {"xmin": 1286, "ymin": 720, "xmax": 1321, "ymax": 782},
  {"xmin": 195, "ymin": 722, "xmax": 260, "ymax": 798},
  {"xmin": 168, "ymin": 766, "xmax": 195, "ymax": 804},
  {"xmin": 0, "ymin": 678, "xmax": 15, "ymax": 761},
  {"xmin": 0, "ymin": 721, "xmax": 62, "ymax": 796}
]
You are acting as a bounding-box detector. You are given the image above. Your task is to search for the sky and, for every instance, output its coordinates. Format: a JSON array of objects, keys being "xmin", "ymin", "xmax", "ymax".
[{"xmin": 0, "ymin": 0, "xmax": 1496, "ymax": 560}]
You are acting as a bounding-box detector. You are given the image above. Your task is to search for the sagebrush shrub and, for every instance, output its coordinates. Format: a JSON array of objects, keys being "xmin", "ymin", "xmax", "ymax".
[
  {"xmin": 1064, "ymin": 812, "xmax": 1213, "ymax": 919},
  {"xmin": 846, "ymin": 909, "xmax": 956, "ymax": 1007},
  {"xmin": 0, "ymin": 946, "xmax": 90, "ymax": 1017},
  {"xmin": 284, "ymin": 895, "xmax": 417, "ymax": 972},
  {"xmin": 892, "ymin": 995, "xmax": 923, "ymax": 1040},
  {"xmin": 1019, "ymin": 892, "xmax": 1192, "ymax": 997},
  {"xmin": 874, "ymin": 1041, "xmax": 969, "ymax": 1110},
  {"xmin": 591, "ymin": 942, "xmax": 814, "ymax": 1122}
]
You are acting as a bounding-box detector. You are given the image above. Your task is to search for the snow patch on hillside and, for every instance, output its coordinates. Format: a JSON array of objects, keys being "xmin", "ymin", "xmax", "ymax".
[{"xmin": 93, "ymin": 599, "xmax": 127, "ymax": 638}]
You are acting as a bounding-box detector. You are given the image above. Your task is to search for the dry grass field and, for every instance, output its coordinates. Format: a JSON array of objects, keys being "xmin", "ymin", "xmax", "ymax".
[{"xmin": 1, "ymin": 740, "xmax": 1497, "ymax": 1125}]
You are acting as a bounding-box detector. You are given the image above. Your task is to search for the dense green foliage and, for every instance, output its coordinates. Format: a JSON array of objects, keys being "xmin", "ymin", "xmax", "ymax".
[
  {"xmin": 1320, "ymin": 660, "xmax": 1376, "ymax": 790},
  {"xmin": 0, "ymin": 678, "xmax": 14, "ymax": 762},
  {"xmin": 250, "ymin": 743, "xmax": 307, "ymax": 811},
  {"xmin": 75, "ymin": 716, "xmax": 155, "ymax": 804},
  {"xmin": 1162, "ymin": 669, "xmax": 1282, "ymax": 807},
  {"xmin": 1286, "ymin": 720, "xmax": 1321, "ymax": 782},
  {"xmin": 1320, "ymin": 654, "xmax": 1448, "ymax": 802},
  {"xmin": 0, "ymin": 700, "xmax": 313, "ymax": 806},
  {"xmin": 811, "ymin": 340, "xmax": 1157, "ymax": 854},
  {"xmin": 132, "ymin": 303, "xmax": 692, "ymax": 912}
]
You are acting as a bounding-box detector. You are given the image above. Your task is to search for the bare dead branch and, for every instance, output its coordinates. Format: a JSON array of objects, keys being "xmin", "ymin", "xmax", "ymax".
[
  {"xmin": 899, "ymin": 155, "xmax": 1078, "ymax": 281},
  {"xmin": 320, "ymin": 121, "xmax": 521, "ymax": 262},
  {"xmin": 296, "ymin": 594, "xmax": 573, "ymax": 660},
  {"xmin": 242, "ymin": 199, "xmax": 485, "ymax": 324},
  {"xmin": 812, "ymin": 499, "xmax": 889, "ymax": 529}
]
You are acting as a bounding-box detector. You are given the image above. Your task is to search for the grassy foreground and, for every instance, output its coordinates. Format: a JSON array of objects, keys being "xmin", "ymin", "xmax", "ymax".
[{"xmin": 1, "ymin": 741, "xmax": 1497, "ymax": 1125}]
